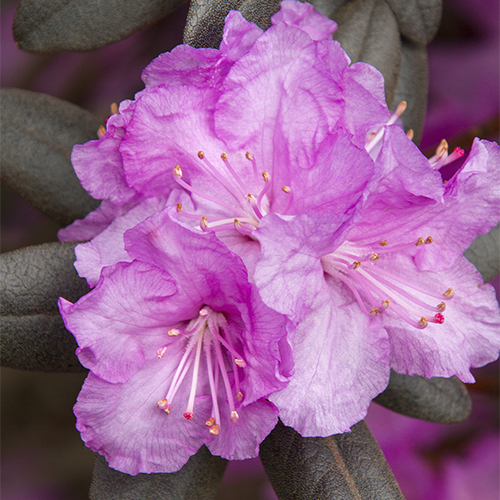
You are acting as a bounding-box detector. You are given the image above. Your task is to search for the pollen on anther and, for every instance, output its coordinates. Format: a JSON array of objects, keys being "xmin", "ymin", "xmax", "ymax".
[
  {"xmin": 230, "ymin": 411, "xmax": 239, "ymax": 423},
  {"xmin": 221, "ymin": 152, "xmax": 228, "ymax": 161},
  {"xmin": 176, "ymin": 203, "xmax": 182, "ymax": 213},
  {"xmin": 406, "ymin": 129, "xmax": 414, "ymax": 140},
  {"xmin": 205, "ymin": 417, "xmax": 215, "ymax": 427},
  {"xmin": 199, "ymin": 308, "xmax": 209, "ymax": 317},
  {"xmin": 200, "ymin": 216, "xmax": 209, "ymax": 231},
  {"xmin": 236, "ymin": 391, "xmax": 244, "ymax": 402},
  {"xmin": 110, "ymin": 102, "xmax": 119, "ymax": 115},
  {"xmin": 262, "ymin": 172, "xmax": 269, "ymax": 183},
  {"xmin": 282, "ymin": 185, "xmax": 291, "ymax": 194},
  {"xmin": 183, "ymin": 412, "xmax": 194, "ymax": 420},
  {"xmin": 157, "ymin": 399, "xmax": 171, "ymax": 414},
  {"xmin": 370, "ymin": 308, "xmax": 379, "ymax": 316},
  {"xmin": 434, "ymin": 313, "xmax": 445, "ymax": 324},
  {"xmin": 174, "ymin": 165, "xmax": 183, "ymax": 178},
  {"xmin": 436, "ymin": 302, "xmax": 446, "ymax": 312},
  {"xmin": 234, "ymin": 358, "xmax": 246, "ymax": 368},
  {"xmin": 97, "ymin": 125, "xmax": 106, "ymax": 138},
  {"xmin": 418, "ymin": 317, "xmax": 428, "ymax": 328},
  {"xmin": 370, "ymin": 253, "xmax": 380, "ymax": 261},
  {"xmin": 167, "ymin": 328, "xmax": 180, "ymax": 337},
  {"xmin": 443, "ymin": 288, "xmax": 454, "ymax": 298},
  {"xmin": 245, "ymin": 151, "xmax": 254, "ymax": 161},
  {"xmin": 209, "ymin": 424, "xmax": 220, "ymax": 436},
  {"xmin": 379, "ymin": 240, "xmax": 388, "ymax": 246},
  {"xmin": 197, "ymin": 151, "xmax": 205, "ymax": 159},
  {"xmin": 415, "ymin": 237, "xmax": 425, "ymax": 246},
  {"xmin": 425, "ymin": 236, "xmax": 433, "ymax": 245},
  {"xmin": 382, "ymin": 300, "xmax": 390, "ymax": 309},
  {"xmin": 353, "ymin": 261, "xmax": 361, "ymax": 270},
  {"xmin": 234, "ymin": 219, "xmax": 242, "ymax": 229},
  {"xmin": 156, "ymin": 346, "xmax": 167, "ymax": 358},
  {"xmin": 396, "ymin": 101, "xmax": 407, "ymax": 116}
]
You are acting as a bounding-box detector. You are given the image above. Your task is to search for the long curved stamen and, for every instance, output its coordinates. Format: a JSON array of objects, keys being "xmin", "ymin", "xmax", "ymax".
[
  {"xmin": 173, "ymin": 165, "xmax": 245, "ymax": 216},
  {"xmin": 220, "ymin": 153, "xmax": 248, "ymax": 194},
  {"xmin": 198, "ymin": 152, "xmax": 245, "ymax": 201},
  {"xmin": 213, "ymin": 331, "xmax": 238, "ymax": 423},
  {"xmin": 256, "ymin": 172, "xmax": 271, "ymax": 211},
  {"xmin": 366, "ymin": 101, "xmax": 407, "ymax": 154},
  {"xmin": 281, "ymin": 185, "xmax": 294, "ymax": 214},
  {"xmin": 183, "ymin": 323, "xmax": 205, "ymax": 420}
]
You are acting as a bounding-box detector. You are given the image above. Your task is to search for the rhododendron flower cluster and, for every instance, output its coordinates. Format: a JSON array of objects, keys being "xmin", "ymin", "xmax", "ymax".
[{"xmin": 59, "ymin": 0, "xmax": 500, "ymax": 474}]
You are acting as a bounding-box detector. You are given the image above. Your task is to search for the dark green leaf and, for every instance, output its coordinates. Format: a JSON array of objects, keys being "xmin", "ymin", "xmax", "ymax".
[
  {"xmin": 390, "ymin": 39, "xmax": 428, "ymax": 143},
  {"xmin": 1, "ymin": 89, "xmax": 100, "ymax": 226},
  {"xmin": 374, "ymin": 371, "xmax": 471, "ymax": 423},
  {"xmin": 385, "ymin": 0, "xmax": 442, "ymax": 44},
  {"xmin": 464, "ymin": 223, "xmax": 500, "ymax": 283},
  {"xmin": 333, "ymin": 0, "xmax": 402, "ymax": 106},
  {"xmin": 1, "ymin": 242, "xmax": 88, "ymax": 373},
  {"xmin": 1, "ymin": 242, "xmax": 88, "ymax": 317},
  {"xmin": 260, "ymin": 420, "xmax": 404, "ymax": 500},
  {"xmin": 1, "ymin": 314, "xmax": 84, "ymax": 372},
  {"xmin": 183, "ymin": 0, "xmax": 281, "ymax": 48},
  {"xmin": 90, "ymin": 447, "xmax": 228, "ymax": 500},
  {"xmin": 13, "ymin": 0, "xmax": 188, "ymax": 52}
]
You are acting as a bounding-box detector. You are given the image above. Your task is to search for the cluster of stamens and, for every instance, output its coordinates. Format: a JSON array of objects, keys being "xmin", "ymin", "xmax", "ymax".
[
  {"xmin": 155, "ymin": 307, "xmax": 246, "ymax": 436},
  {"xmin": 173, "ymin": 150, "xmax": 292, "ymax": 236},
  {"xmin": 322, "ymin": 236, "xmax": 454, "ymax": 330},
  {"xmin": 365, "ymin": 101, "xmax": 465, "ymax": 172}
]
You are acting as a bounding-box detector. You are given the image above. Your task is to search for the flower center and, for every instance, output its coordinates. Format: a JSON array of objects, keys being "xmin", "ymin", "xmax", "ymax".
[
  {"xmin": 155, "ymin": 306, "xmax": 246, "ymax": 436},
  {"xmin": 321, "ymin": 237, "xmax": 453, "ymax": 329},
  {"xmin": 173, "ymin": 151, "xmax": 292, "ymax": 235}
]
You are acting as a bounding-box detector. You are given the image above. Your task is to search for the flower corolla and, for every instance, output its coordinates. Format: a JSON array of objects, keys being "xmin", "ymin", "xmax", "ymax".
[{"xmin": 59, "ymin": 209, "xmax": 292, "ymax": 474}]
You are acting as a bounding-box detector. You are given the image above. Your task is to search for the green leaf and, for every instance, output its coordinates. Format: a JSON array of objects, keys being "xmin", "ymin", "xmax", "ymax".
[
  {"xmin": 390, "ymin": 39, "xmax": 428, "ymax": 143},
  {"xmin": 183, "ymin": 0, "xmax": 281, "ymax": 48},
  {"xmin": 374, "ymin": 371, "xmax": 471, "ymax": 423},
  {"xmin": 90, "ymin": 447, "xmax": 227, "ymax": 500},
  {"xmin": 1, "ymin": 242, "xmax": 88, "ymax": 316},
  {"xmin": 260, "ymin": 420, "xmax": 404, "ymax": 500},
  {"xmin": 1, "ymin": 243, "xmax": 88, "ymax": 373},
  {"xmin": 464, "ymin": 223, "xmax": 500, "ymax": 283},
  {"xmin": 385, "ymin": 0, "xmax": 442, "ymax": 44},
  {"xmin": 13, "ymin": 0, "xmax": 188, "ymax": 52},
  {"xmin": 1, "ymin": 89, "xmax": 100, "ymax": 226},
  {"xmin": 332, "ymin": 0, "xmax": 402, "ymax": 106}
]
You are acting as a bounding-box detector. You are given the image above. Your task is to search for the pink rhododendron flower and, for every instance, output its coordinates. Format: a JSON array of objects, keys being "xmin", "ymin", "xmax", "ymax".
[
  {"xmin": 59, "ymin": 208, "xmax": 292, "ymax": 474},
  {"xmin": 60, "ymin": 0, "xmax": 500, "ymax": 447}
]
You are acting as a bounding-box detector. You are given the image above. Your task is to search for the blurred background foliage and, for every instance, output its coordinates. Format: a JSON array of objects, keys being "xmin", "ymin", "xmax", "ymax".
[{"xmin": 1, "ymin": 0, "xmax": 498, "ymax": 498}]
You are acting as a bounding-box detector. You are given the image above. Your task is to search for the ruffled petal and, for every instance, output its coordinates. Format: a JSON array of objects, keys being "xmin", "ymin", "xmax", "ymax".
[
  {"xmin": 207, "ymin": 399, "xmax": 278, "ymax": 460},
  {"xmin": 271, "ymin": 0, "xmax": 337, "ymax": 41},
  {"xmin": 378, "ymin": 254, "xmax": 500, "ymax": 382},
  {"xmin": 142, "ymin": 11, "xmax": 262, "ymax": 89},
  {"xmin": 120, "ymin": 85, "xmax": 225, "ymax": 199},
  {"xmin": 270, "ymin": 284, "xmax": 390, "ymax": 436},
  {"xmin": 253, "ymin": 209, "xmax": 357, "ymax": 319},
  {"xmin": 74, "ymin": 197, "xmax": 166, "ymax": 287},
  {"xmin": 74, "ymin": 358, "xmax": 211, "ymax": 475},
  {"xmin": 71, "ymin": 100, "xmax": 137, "ymax": 205},
  {"xmin": 215, "ymin": 22, "xmax": 345, "ymax": 179},
  {"xmin": 59, "ymin": 261, "xmax": 179, "ymax": 383}
]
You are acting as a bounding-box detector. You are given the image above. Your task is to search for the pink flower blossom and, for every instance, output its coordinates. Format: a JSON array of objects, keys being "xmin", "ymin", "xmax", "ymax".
[
  {"xmin": 59, "ymin": 209, "xmax": 292, "ymax": 474},
  {"xmin": 60, "ymin": 0, "xmax": 500, "ymax": 444}
]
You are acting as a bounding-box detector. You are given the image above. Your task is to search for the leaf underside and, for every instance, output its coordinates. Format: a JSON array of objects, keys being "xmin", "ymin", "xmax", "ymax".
[
  {"xmin": 260, "ymin": 420, "xmax": 405, "ymax": 500},
  {"xmin": 13, "ymin": 0, "xmax": 188, "ymax": 52}
]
